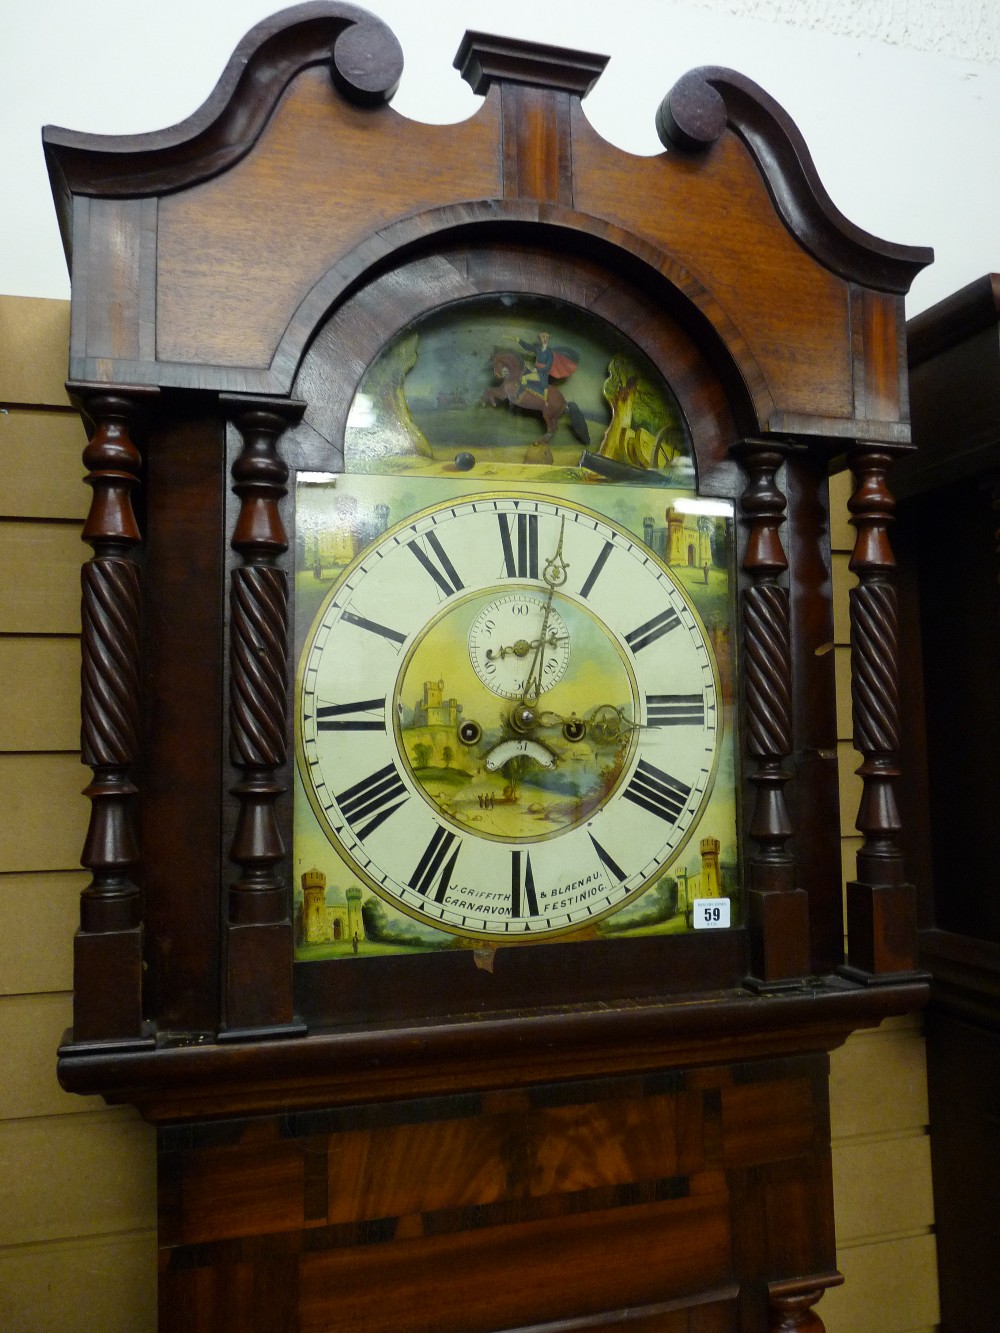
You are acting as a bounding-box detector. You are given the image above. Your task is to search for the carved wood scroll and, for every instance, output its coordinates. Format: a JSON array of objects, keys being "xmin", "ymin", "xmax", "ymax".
[
  {"xmin": 843, "ymin": 446, "xmax": 918, "ymax": 978},
  {"xmin": 738, "ymin": 442, "xmax": 810, "ymax": 984},
  {"xmin": 72, "ymin": 386, "xmax": 158, "ymax": 1046},
  {"xmin": 221, "ymin": 396, "xmax": 304, "ymax": 1038}
]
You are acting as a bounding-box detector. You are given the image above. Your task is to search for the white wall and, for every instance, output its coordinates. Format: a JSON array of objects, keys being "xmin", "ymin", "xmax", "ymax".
[{"xmin": 3, "ymin": 0, "xmax": 998, "ymax": 316}]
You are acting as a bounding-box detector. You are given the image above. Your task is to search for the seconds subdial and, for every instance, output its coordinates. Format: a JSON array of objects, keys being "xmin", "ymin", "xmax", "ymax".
[{"xmin": 468, "ymin": 592, "xmax": 571, "ymax": 700}]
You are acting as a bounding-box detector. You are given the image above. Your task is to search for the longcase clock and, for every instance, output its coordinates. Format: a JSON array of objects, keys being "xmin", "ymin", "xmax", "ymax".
[{"xmin": 43, "ymin": 6, "xmax": 932, "ymax": 1330}]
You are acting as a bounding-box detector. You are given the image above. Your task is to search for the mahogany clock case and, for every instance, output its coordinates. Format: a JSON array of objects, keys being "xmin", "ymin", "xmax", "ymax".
[
  {"xmin": 42, "ymin": 1, "xmax": 932, "ymax": 1074},
  {"xmin": 42, "ymin": 7, "xmax": 934, "ymax": 1330}
]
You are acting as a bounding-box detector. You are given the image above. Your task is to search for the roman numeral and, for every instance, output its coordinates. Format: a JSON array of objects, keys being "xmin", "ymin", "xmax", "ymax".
[
  {"xmin": 589, "ymin": 833, "xmax": 626, "ymax": 884},
  {"xmin": 337, "ymin": 764, "xmax": 409, "ymax": 840},
  {"xmin": 579, "ymin": 540, "xmax": 613, "ymax": 599},
  {"xmin": 315, "ymin": 698, "xmax": 386, "ymax": 731},
  {"xmin": 646, "ymin": 694, "xmax": 705, "ymax": 727},
  {"xmin": 409, "ymin": 826, "xmax": 461, "ymax": 902},
  {"xmin": 511, "ymin": 850, "xmax": 539, "ymax": 917},
  {"xmin": 498, "ymin": 512, "xmax": 538, "ymax": 579},
  {"xmin": 408, "ymin": 530, "xmax": 464, "ymax": 597},
  {"xmin": 624, "ymin": 607, "xmax": 681, "ymax": 653},
  {"xmin": 623, "ymin": 759, "xmax": 691, "ymax": 824},
  {"xmin": 340, "ymin": 610, "xmax": 407, "ymax": 647}
]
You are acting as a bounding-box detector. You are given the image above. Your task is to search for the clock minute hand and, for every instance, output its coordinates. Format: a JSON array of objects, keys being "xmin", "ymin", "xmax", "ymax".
[
  {"xmin": 521, "ymin": 518, "xmax": 569, "ymax": 705},
  {"xmin": 520, "ymin": 588, "xmax": 553, "ymax": 704}
]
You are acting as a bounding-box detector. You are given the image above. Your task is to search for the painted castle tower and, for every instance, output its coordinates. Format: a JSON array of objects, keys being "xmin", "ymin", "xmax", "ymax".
[
  {"xmin": 675, "ymin": 837, "xmax": 724, "ymax": 914},
  {"xmin": 301, "ymin": 868, "xmax": 365, "ymax": 945},
  {"xmin": 641, "ymin": 507, "xmax": 715, "ymax": 569}
]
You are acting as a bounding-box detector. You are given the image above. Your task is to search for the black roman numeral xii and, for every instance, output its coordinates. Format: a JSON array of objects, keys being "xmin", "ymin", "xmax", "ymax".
[{"xmin": 498, "ymin": 512, "xmax": 539, "ymax": 580}]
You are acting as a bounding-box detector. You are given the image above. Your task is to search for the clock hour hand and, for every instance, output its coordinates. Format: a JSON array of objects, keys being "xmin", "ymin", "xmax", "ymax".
[{"xmin": 485, "ymin": 631, "xmax": 568, "ymax": 662}]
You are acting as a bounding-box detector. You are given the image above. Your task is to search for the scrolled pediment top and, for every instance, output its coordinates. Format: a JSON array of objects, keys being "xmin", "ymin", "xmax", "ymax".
[
  {"xmin": 42, "ymin": 2, "xmax": 403, "ymax": 204},
  {"xmin": 657, "ymin": 66, "xmax": 933, "ymax": 295}
]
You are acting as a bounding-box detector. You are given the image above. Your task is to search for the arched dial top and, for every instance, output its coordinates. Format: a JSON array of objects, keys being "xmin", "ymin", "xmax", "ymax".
[{"xmin": 297, "ymin": 492, "xmax": 723, "ymax": 940}]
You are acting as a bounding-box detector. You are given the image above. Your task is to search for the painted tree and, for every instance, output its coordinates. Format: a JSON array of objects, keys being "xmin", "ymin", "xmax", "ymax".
[
  {"xmin": 597, "ymin": 355, "xmax": 684, "ymax": 469},
  {"xmin": 360, "ymin": 331, "xmax": 432, "ymax": 458}
]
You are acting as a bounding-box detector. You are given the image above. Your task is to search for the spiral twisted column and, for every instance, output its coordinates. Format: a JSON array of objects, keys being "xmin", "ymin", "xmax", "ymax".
[
  {"xmin": 221, "ymin": 395, "xmax": 305, "ymax": 1038},
  {"xmin": 842, "ymin": 445, "xmax": 918, "ymax": 980},
  {"xmin": 72, "ymin": 386, "xmax": 158, "ymax": 1047},
  {"xmin": 738, "ymin": 442, "xmax": 810, "ymax": 985}
]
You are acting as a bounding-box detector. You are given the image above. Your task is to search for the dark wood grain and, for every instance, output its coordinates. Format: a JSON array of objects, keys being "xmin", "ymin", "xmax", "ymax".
[
  {"xmin": 221, "ymin": 396, "xmax": 305, "ymax": 1037},
  {"xmin": 897, "ymin": 275, "xmax": 1000, "ymax": 1330},
  {"xmin": 737, "ymin": 442, "xmax": 810, "ymax": 985},
  {"xmin": 140, "ymin": 412, "xmax": 225, "ymax": 1034},
  {"xmin": 782, "ymin": 457, "xmax": 842, "ymax": 975},
  {"xmin": 154, "ymin": 1055, "xmax": 837, "ymax": 1333},
  {"xmin": 841, "ymin": 446, "xmax": 919, "ymax": 980},
  {"xmin": 501, "ymin": 85, "xmax": 573, "ymax": 205},
  {"xmin": 71, "ymin": 385, "xmax": 159, "ymax": 1046}
]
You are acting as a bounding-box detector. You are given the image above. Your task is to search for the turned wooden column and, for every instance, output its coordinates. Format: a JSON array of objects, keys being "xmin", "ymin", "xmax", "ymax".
[
  {"xmin": 841, "ymin": 445, "xmax": 919, "ymax": 979},
  {"xmin": 738, "ymin": 442, "xmax": 811, "ymax": 985},
  {"xmin": 767, "ymin": 1273, "xmax": 843, "ymax": 1332},
  {"xmin": 71, "ymin": 385, "xmax": 158, "ymax": 1047},
  {"xmin": 220, "ymin": 395, "xmax": 305, "ymax": 1038}
]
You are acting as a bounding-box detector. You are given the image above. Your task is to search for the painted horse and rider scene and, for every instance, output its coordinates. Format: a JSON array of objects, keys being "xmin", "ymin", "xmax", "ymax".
[{"xmin": 343, "ymin": 294, "xmax": 695, "ymax": 487}]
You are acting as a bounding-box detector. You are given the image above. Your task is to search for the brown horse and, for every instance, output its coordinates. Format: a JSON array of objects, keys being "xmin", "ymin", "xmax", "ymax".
[{"xmin": 481, "ymin": 349, "xmax": 590, "ymax": 446}]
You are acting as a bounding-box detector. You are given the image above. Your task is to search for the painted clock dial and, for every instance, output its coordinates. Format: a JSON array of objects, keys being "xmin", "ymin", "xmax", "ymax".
[{"xmin": 297, "ymin": 492, "xmax": 722, "ymax": 940}]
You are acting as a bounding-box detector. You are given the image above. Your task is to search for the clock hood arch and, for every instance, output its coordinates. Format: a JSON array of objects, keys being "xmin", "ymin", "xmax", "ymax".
[
  {"xmin": 277, "ymin": 209, "xmax": 768, "ymax": 441},
  {"xmin": 288, "ymin": 236, "xmax": 754, "ymax": 489}
]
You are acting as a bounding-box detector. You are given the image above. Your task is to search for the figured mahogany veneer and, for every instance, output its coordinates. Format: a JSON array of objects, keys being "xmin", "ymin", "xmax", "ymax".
[{"xmin": 43, "ymin": 6, "xmax": 933, "ymax": 1330}]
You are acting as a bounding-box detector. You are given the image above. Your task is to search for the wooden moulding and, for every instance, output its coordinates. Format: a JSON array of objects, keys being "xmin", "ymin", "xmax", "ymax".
[
  {"xmin": 220, "ymin": 394, "xmax": 306, "ymax": 1041},
  {"xmin": 70, "ymin": 383, "xmax": 159, "ymax": 1050},
  {"xmin": 56, "ymin": 979, "xmax": 928, "ymax": 1123},
  {"xmin": 454, "ymin": 30, "xmax": 608, "ymax": 97},
  {"xmin": 906, "ymin": 272, "xmax": 1000, "ymax": 371}
]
